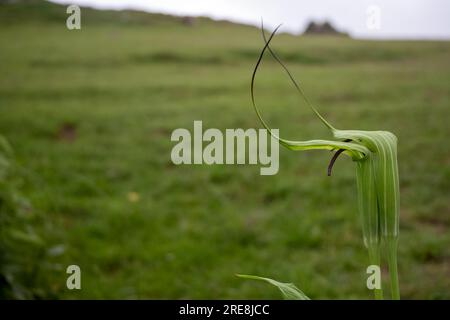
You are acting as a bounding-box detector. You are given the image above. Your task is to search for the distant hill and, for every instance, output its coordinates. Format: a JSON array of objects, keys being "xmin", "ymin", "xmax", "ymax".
[
  {"xmin": 1, "ymin": 1, "xmax": 353, "ymax": 38},
  {"xmin": 0, "ymin": 0, "xmax": 252, "ymax": 29}
]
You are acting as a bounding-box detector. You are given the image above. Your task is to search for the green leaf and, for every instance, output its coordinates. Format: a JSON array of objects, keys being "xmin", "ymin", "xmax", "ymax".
[{"xmin": 237, "ymin": 274, "xmax": 310, "ymax": 300}]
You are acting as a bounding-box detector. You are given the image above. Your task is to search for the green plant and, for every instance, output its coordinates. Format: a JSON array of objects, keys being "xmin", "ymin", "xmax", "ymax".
[
  {"xmin": 0, "ymin": 135, "xmax": 48, "ymax": 299},
  {"xmin": 239, "ymin": 25, "xmax": 400, "ymax": 300}
]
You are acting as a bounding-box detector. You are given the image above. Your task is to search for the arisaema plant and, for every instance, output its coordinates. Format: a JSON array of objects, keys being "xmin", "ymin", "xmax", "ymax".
[{"xmin": 239, "ymin": 25, "xmax": 400, "ymax": 300}]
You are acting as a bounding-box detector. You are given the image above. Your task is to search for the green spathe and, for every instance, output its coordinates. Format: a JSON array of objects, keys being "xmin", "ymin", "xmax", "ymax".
[{"xmin": 242, "ymin": 25, "xmax": 401, "ymax": 300}]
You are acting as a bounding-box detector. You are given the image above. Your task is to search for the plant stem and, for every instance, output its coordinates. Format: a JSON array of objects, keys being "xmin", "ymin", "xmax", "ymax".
[{"xmin": 386, "ymin": 238, "xmax": 400, "ymax": 300}]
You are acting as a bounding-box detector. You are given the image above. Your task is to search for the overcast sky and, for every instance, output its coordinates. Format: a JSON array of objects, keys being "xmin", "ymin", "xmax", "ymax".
[{"xmin": 51, "ymin": 0, "xmax": 450, "ymax": 39}]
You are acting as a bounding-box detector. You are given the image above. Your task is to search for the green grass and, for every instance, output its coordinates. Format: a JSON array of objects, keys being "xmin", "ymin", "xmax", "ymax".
[{"xmin": 0, "ymin": 1, "xmax": 449, "ymax": 299}]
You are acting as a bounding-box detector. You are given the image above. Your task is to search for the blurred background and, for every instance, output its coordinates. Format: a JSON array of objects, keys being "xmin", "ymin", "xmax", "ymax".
[{"xmin": 0, "ymin": 0, "xmax": 449, "ymax": 299}]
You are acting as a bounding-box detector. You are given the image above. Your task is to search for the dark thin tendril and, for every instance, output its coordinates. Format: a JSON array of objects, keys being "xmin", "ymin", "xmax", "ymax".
[
  {"xmin": 328, "ymin": 139, "xmax": 352, "ymax": 176},
  {"xmin": 257, "ymin": 21, "xmax": 353, "ymax": 176},
  {"xmin": 260, "ymin": 20, "xmax": 314, "ymax": 109},
  {"xmin": 251, "ymin": 23, "xmax": 282, "ymax": 119},
  {"xmin": 327, "ymin": 149, "xmax": 345, "ymax": 176}
]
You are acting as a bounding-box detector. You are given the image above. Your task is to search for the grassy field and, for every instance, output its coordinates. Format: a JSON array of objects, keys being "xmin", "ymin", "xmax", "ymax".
[{"xmin": 0, "ymin": 1, "xmax": 449, "ymax": 299}]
